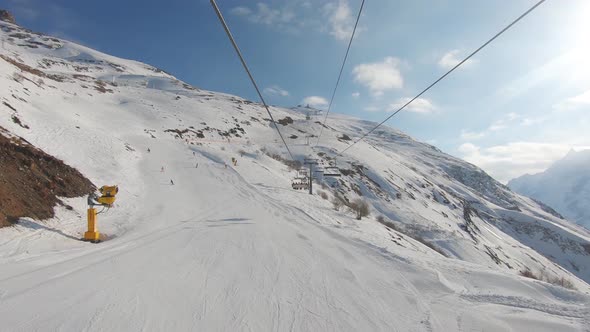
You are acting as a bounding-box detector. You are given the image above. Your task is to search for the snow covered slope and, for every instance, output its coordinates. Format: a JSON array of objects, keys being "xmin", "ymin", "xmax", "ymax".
[
  {"xmin": 1, "ymin": 18, "xmax": 590, "ymax": 331},
  {"xmin": 509, "ymin": 149, "xmax": 590, "ymax": 230}
]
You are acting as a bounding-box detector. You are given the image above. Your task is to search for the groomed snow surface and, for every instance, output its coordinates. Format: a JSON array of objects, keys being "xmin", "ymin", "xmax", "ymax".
[{"xmin": 0, "ymin": 20, "xmax": 589, "ymax": 331}]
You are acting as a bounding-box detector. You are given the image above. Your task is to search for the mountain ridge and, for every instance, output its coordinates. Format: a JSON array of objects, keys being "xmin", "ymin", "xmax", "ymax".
[{"xmin": 509, "ymin": 149, "xmax": 590, "ymax": 230}]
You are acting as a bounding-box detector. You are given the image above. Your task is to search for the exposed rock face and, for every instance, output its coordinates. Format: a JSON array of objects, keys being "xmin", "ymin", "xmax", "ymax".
[
  {"xmin": 0, "ymin": 129, "xmax": 95, "ymax": 227},
  {"xmin": 0, "ymin": 10, "xmax": 16, "ymax": 24}
]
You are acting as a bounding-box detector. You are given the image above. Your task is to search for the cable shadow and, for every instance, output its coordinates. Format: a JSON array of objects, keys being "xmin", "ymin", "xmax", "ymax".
[
  {"xmin": 207, "ymin": 223, "xmax": 254, "ymax": 228},
  {"xmin": 16, "ymin": 219, "xmax": 80, "ymax": 241},
  {"xmin": 207, "ymin": 218, "xmax": 251, "ymax": 222}
]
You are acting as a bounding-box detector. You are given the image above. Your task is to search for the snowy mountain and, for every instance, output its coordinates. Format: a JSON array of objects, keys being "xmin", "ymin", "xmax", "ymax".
[
  {"xmin": 1, "ymin": 16, "xmax": 590, "ymax": 331},
  {"xmin": 509, "ymin": 149, "xmax": 590, "ymax": 229}
]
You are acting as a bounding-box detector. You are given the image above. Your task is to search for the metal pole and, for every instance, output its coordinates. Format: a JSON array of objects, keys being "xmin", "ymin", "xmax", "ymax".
[{"xmin": 309, "ymin": 162, "xmax": 313, "ymax": 195}]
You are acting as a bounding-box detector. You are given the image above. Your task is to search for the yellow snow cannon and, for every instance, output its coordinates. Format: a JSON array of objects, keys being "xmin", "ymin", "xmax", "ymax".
[
  {"xmin": 97, "ymin": 185, "xmax": 118, "ymax": 206},
  {"xmin": 84, "ymin": 185, "xmax": 119, "ymax": 243}
]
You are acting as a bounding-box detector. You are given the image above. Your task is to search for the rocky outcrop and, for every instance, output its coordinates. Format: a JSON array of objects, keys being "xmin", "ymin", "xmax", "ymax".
[
  {"xmin": 0, "ymin": 129, "xmax": 95, "ymax": 227},
  {"xmin": 0, "ymin": 10, "xmax": 16, "ymax": 24}
]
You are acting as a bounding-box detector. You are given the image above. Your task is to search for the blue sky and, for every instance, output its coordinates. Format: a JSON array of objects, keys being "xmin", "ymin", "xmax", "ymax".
[{"xmin": 4, "ymin": 0, "xmax": 590, "ymax": 182}]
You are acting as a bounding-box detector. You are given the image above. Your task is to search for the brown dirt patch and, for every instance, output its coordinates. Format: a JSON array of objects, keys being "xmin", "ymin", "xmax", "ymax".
[
  {"xmin": 0, "ymin": 129, "xmax": 95, "ymax": 227},
  {"xmin": 0, "ymin": 54, "xmax": 67, "ymax": 82}
]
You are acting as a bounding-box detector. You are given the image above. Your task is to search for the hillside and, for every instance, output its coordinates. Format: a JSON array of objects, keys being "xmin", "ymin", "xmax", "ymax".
[
  {"xmin": 1, "ymin": 17, "xmax": 589, "ymax": 331},
  {"xmin": 509, "ymin": 149, "xmax": 590, "ymax": 230},
  {"xmin": 0, "ymin": 127, "xmax": 95, "ymax": 227}
]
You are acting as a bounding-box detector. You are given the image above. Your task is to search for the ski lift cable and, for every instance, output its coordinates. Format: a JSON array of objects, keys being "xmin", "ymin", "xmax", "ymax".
[
  {"xmin": 209, "ymin": 0, "xmax": 295, "ymax": 160},
  {"xmin": 315, "ymin": 0, "xmax": 366, "ymax": 147},
  {"xmin": 337, "ymin": 0, "xmax": 547, "ymax": 157}
]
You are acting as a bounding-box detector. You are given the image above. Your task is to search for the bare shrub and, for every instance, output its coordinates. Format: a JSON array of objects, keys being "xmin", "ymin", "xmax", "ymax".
[
  {"xmin": 332, "ymin": 194, "xmax": 345, "ymax": 211},
  {"xmin": 547, "ymin": 276, "xmax": 576, "ymax": 290},
  {"xmin": 519, "ymin": 268, "xmax": 538, "ymax": 279},
  {"xmin": 520, "ymin": 268, "xmax": 576, "ymax": 290},
  {"xmin": 376, "ymin": 215, "xmax": 404, "ymax": 233},
  {"xmin": 413, "ymin": 234, "xmax": 448, "ymax": 257},
  {"xmin": 318, "ymin": 191, "xmax": 328, "ymax": 200},
  {"xmin": 263, "ymin": 149, "xmax": 301, "ymax": 170},
  {"xmin": 350, "ymin": 198, "xmax": 369, "ymax": 220}
]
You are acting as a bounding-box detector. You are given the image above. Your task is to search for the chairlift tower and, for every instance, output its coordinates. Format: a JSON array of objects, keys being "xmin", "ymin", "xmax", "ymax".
[
  {"xmin": 303, "ymin": 158, "xmax": 342, "ymax": 195},
  {"xmin": 303, "ymin": 158, "xmax": 318, "ymax": 195}
]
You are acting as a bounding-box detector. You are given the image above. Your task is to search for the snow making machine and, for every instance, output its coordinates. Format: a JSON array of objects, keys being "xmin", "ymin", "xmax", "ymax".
[{"xmin": 83, "ymin": 185, "xmax": 119, "ymax": 243}]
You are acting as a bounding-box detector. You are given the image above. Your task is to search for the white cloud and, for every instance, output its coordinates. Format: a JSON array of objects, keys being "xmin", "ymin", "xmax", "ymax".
[
  {"xmin": 553, "ymin": 89, "xmax": 590, "ymax": 112},
  {"xmin": 506, "ymin": 112, "xmax": 519, "ymax": 121},
  {"xmin": 438, "ymin": 50, "xmax": 476, "ymax": 70},
  {"xmin": 488, "ymin": 122, "xmax": 507, "ymax": 132},
  {"xmin": 363, "ymin": 106, "xmax": 380, "ymax": 112},
  {"xmin": 263, "ymin": 85, "xmax": 289, "ymax": 97},
  {"xmin": 351, "ymin": 92, "xmax": 360, "ymax": 98},
  {"xmin": 301, "ymin": 96, "xmax": 328, "ymax": 109},
  {"xmin": 230, "ymin": 3, "xmax": 294, "ymax": 26},
  {"xmin": 456, "ymin": 141, "xmax": 584, "ymax": 183},
  {"xmin": 460, "ymin": 130, "xmax": 486, "ymax": 140},
  {"xmin": 458, "ymin": 142, "xmax": 479, "ymax": 155},
  {"xmin": 490, "ymin": 112, "xmax": 519, "ymax": 131},
  {"xmin": 353, "ymin": 57, "xmax": 404, "ymax": 96},
  {"xmin": 459, "ymin": 112, "xmax": 523, "ymax": 141},
  {"xmin": 229, "ymin": 1, "xmax": 363, "ymax": 39},
  {"xmin": 323, "ymin": 0, "xmax": 359, "ymax": 41},
  {"xmin": 389, "ymin": 97, "xmax": 436, "ymax": 114},
  {"xmin": 521, "ymin": 116, "xmax": 546, "ymax": 127},
  {"xmin": 301, "ymin": 1, "xmax": 312, "ymax": 9},
  {"xmin": 230, "ymin": 6, "xmax": 252, "ymax": 16}
]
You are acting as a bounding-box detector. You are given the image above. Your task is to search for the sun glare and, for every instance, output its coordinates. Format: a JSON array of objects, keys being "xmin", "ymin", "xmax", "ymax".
[{"xmin": 570, "ymin": 2, "xmax": 590, "ymax": 56}]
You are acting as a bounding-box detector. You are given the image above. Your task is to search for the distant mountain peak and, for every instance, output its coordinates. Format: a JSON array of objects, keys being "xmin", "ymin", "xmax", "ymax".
[
  {"xmin": 551, "ymin": 148, "xmax": 590, "ymax": 170},
  {"xmin": 509, "ymin": 148, "xmax": 590, "ymax": 229},
  {"xmin": 565, "ymin": 148, "xmax": 590, "ymax": 159}
]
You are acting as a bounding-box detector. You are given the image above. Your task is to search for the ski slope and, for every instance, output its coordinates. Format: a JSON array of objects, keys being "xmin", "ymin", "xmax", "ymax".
[
  {"xmin": 1, "ymin": 140, "xmax": 588, "ymax": 331},
  {"xmin": 1, "ymin": 19, "xmax": 589, "ymax": 331}
]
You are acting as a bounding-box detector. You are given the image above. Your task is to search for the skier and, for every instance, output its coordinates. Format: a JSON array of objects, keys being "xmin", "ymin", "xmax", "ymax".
[
  {"xmin": 193, "ymin": 151, "xmax": 195, "ymax": 156},
  {"xmin": 161, "ymin": 166, "xmax": 164, "ymax": 172},
  {"xmin": 170, "ymin": 179, "xmax": 174, "ymax": 185},
  {"xmin": 147, "ymin": 148, "xmax": 151, "ymax": 153}
]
